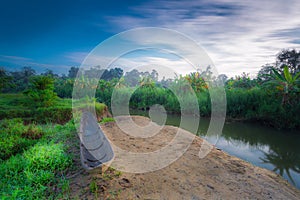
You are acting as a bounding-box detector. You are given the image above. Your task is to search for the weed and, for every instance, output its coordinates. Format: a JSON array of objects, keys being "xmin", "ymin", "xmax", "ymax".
[
  {"xmin": 107, "ymin": 189, "xmax": 122, "ymax": 200},
  {"xmin": 100, "ymin": 117, "xmax": 115, "ymax": 123},
  {"xmin": 89, "ymin": 178, "xmax": 98, "ymax": 193}
]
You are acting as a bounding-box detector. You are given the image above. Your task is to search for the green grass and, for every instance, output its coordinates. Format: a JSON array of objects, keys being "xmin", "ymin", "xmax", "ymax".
[
  {"xmin": 0, "ymin": 93, "xmax": 107, "ymax": 124},
  {"xmin": 100, "ymin": 117, "xmax": 115, "ymax": 123},
  {"xmin": 0, "ymin": 92, "xmax": 109, "ymax": 199},
  {"xmin": 0, "ymin": 118, "xmax": 38, "ymax": 160},
  {"xmin": 0, "ymin": 119, "xmax": 75, "ymax": 199}
]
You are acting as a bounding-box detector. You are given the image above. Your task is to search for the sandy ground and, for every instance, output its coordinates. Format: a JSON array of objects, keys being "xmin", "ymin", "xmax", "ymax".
[{"xmin": 68, "ymin": 116, "xmax": 300, "ymax": 200}]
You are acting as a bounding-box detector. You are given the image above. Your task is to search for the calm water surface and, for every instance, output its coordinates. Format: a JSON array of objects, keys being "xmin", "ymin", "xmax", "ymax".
[{"xmin": 130, "ymin": 110, "xmax": 300, "ymax": 189}]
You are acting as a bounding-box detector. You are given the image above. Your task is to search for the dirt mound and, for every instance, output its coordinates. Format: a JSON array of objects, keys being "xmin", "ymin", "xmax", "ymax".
[{"xmin": 68, "ymin": 116, "xmax": 300, "ymax": 199}]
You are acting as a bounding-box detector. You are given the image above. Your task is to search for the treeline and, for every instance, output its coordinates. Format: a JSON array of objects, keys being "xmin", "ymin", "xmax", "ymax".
[{"xmin": 0, "ymin": 49, "xmax": 299, "ymax": 129}]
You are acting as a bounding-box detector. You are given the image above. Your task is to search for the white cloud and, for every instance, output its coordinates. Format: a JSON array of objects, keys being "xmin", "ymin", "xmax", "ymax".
[
  {"xmin": 105, "ymin": 0, "xmax": 300, "ymax": 77},
  {"xmin": 0, "ymin": 54, "xmax": 70, "ymax": 74},
  {"xmin": 66, "ymin": 50, "xmax": 194, "ymax": 79}
]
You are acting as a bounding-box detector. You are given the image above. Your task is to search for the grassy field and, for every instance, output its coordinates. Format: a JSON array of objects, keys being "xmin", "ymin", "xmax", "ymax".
[{"xmin": 0, "ymin": 94, "xmax": 107, "ymax": 199}]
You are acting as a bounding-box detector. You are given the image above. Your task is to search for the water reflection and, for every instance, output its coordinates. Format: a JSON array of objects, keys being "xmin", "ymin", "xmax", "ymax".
[
  {"xmin": 215, "ymin": 120, "xmax": 300, "ymax": 188},
  {"xmin": 130, "ymin": 110, "xmax": 300, "ymax": 189},
  {"xmin": 260, "ymin": 147, "xmax": 300, "ymax": 185}
]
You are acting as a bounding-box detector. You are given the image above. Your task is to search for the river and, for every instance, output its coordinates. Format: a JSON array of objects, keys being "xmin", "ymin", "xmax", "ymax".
[{"xmin": 130, "ymin": 110, "xmax": 300, "ymax": 189}]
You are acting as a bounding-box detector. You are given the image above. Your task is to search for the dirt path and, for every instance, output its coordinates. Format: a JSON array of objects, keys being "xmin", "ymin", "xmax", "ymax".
[{"xmin": 68, "ymin": 116, "xmax": 300, "ymax": 199}]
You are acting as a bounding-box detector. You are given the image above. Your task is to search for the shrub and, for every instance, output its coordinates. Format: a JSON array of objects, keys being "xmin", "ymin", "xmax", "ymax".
[
  {"xmin": 0, "ymin": 119, "xmax": 37, "ymax": 160},
  {"xmin": 24, "ymin": 142, "xmax": 71, "ymax": 171},
  {"xmin": 24, "ymin": 75, "xmax": 58, "ymax": 107}
]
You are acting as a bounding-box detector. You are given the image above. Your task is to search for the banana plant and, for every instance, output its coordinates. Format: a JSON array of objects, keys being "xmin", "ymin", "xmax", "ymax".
[{"xmin": 262, "ymin": 65, "xmax": 300, "ymax": 105}]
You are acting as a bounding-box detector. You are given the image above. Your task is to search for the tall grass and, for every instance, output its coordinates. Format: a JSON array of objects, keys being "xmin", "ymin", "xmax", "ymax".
[{"xmin": 95, "ymin": 81, "xmax": 299, "ymax": 129}]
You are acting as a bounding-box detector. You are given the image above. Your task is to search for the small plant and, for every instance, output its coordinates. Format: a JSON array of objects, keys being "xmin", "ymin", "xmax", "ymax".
[
  {"xmin": 114, "ymin": 170, "xmax": 122, "ymax": 178},
  {"xmin": 60, "ymin": 178, "xmax": 71, "ymax": 197},
  {"xmin": 24, "ymin": 142, "xmax": 71, "ymax": 171},
  {"xmin": 102, "ymin": 172, "xmax": 113, "ymax": 181},
  {"xmin": 107, "ymin": 189, "xmax": 122, "ymax": 200},
  {"xmin": 89, "ymin": 179, "xmax": 98, "ymax": 193},
  {"xmin": 108, "ymin": 166, "xmax": 123, "ymax": 177},
  {"xmin": 89, "ymin": 178, "xmax": 100, "ymax": 199},
  {"xmin": 100, "ymin": 117, "xmax": 115, "ymax": 123}
]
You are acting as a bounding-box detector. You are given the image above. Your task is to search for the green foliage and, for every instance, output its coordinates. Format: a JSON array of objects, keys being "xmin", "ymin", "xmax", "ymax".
[
  {"xmin": 0, "ymin": 94, "xmax": 107, "ymax": 124},
  {"xmin": 54, "ymin": 78, "xmax": 74, "ymax": 98},
  {"xmin": 24, "ymin": 75, "xmax": 58, "ymax": 107},
  {"xmin": 0, "ymin": 119, "xmax": 37, "ymax": 160},
  {"xmin": 21, "ymin": 123, "xmax": 44, "ymax": 139},
  {"xmin": 0, "ymin": 64, "xmax": 299, "ymax": 131},
  {"xmin": 0, "ymin": 122, "xmax": 73, "ymax": 199},
  {"xmin": 4, "ymin": 67, "xmax": 36, "ymax": 93},
  {"xmin": 0, "ymin": 67, "xmax": 12, "ymax": 92},
  {"xmin": 226, "ymin": 72, "xmax": 257, "ymax": 89},
  {"xmin": 262, "ymin": 65, "xmax": 300, "ymax": 105},
  {"xmin": 276, "ymin": 49, "xmax": 300, "ymax": 75},
  {"xmin": 24, "ymin": 142, "xmax": 71, "ymax": 171},
  {"xmin": 34, "ymin": 106, "xmax": 73, "ymax": 124},
  {"xmin": 94, "ymin": 73, "xmax": 299, "ymax": 129},
  {"xmin": 100, "ymin": 117, "xmax": 115, "ymax": 123},
  {"xmin": 89, "ymin": 178, "xmax": 99, "ymax": 194}
]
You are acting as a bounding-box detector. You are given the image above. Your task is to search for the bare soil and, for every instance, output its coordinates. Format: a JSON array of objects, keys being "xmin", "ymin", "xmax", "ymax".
[{"xmin": 67, "ymin": 116, "xmax": 300, "ymax": 200}]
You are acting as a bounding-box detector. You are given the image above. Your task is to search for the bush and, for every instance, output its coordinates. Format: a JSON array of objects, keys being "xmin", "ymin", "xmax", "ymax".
[
  {"xmin": 24, "ymin": 75, "xmax": 58, "ymax": 107},
  {"xmin": 24, "ymin": 142, "xmax": 71, "ymax": 172},
  {"xmin": 0, "ymin": 119, "xmax": 37, "ymax": 160}
]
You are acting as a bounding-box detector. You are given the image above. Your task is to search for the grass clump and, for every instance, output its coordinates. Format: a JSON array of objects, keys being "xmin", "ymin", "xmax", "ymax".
[
  {"xmin": 0, "ymin": 119, "xmax": 37, "ymax": 160},
  {"xmin": 100, "ymin": 117, "xmax": 115, "ymax": 123},
  {"xmin": 0, "ymin": 120, "xmax": 75, "ymax": 199},
  {"xmin": 24, "ymin": 142, "xmax": 71, "ymax": 172}
]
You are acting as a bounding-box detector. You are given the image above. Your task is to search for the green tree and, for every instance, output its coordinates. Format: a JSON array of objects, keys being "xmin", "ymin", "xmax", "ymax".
[
  {"xmin": 185, "ymin": 72, "xmax": 208, "ymax": 92},
  {"xmin": 276, "ymin": 49, "xmax": 300, "ymax": 75},
  {"xmin": 124, "ymin": 69, "xmax": 141, "ymax": 87},
  {"xmin": 10, "ymin": 67, "xmax": 36, "ymax": 92},
  {"xmin": 0, "ymin": 67, "xmax": 12, "ymax": 92},
  {"xmin": 68, "ymin": 66, "xmax": 79, "ymax": 78},
  {"xmin": 102, "ymin": 68, "xmax": 123, "ymax": 81},
  {"xmin": 226, "ymin": 72, "xmax": 256, "ymax": 89},
  {"xmin": 24, "ymin": 75, "xmax": 58, "ymax": 107},
  {"xmin": 41, "ymin": 69, "xmax": 59, "ymax": 78}
]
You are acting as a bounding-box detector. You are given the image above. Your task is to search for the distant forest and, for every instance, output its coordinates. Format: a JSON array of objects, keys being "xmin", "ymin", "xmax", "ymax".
[{"xmin": 0, "ymin": 49, "xmax": 299, "ymax": 129}]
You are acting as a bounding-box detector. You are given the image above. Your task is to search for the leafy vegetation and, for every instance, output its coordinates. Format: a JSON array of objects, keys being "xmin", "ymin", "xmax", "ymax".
[
  {"xmin": 0, "ymin": 93, "xmax": 106, "ymax": 124},
  {"xmin": 0, "ymin": 49, "xmax": 299, "ymax": 127},
  {"xmin": 0, "ymin": 48, "xmax": 298, "ymax": 198},
  {"xmin": 24, "ymin": 75, "xmax": 58, "ymax": 107},
  {"xmin": 0, "ymin": 119, "xmax": 74, "ymax": 199}
]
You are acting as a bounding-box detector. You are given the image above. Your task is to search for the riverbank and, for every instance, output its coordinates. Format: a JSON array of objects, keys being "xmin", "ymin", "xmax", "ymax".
[{"xmin": 68, "ymin": 115, "xmax": 300, "ymax": 199}]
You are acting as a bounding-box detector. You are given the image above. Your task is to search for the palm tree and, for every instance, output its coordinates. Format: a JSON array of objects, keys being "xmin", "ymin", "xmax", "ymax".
[
  {"xmin": 260, "ymin": 148, "xmax": 300, "ymax": 185},
  {"xmin": 139, "ymin": 76, "xmax": 155, "ymax": 88}
]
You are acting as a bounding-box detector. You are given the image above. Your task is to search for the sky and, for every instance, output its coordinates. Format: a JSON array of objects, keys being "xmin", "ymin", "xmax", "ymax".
[{"xmin": 1, "ymin": 0, "xmax": 300, "ymax": 77}]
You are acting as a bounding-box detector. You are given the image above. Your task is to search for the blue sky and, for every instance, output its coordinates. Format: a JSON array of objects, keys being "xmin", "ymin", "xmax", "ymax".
[{"xmin": 1, "ymin": 0, "xmax": 300, "ymax": 77}]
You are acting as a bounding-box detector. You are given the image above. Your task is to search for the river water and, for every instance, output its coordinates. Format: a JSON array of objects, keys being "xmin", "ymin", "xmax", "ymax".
[{"xmin": 130, "ymin": 110, "xmax": 300, "ymax": 189}]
